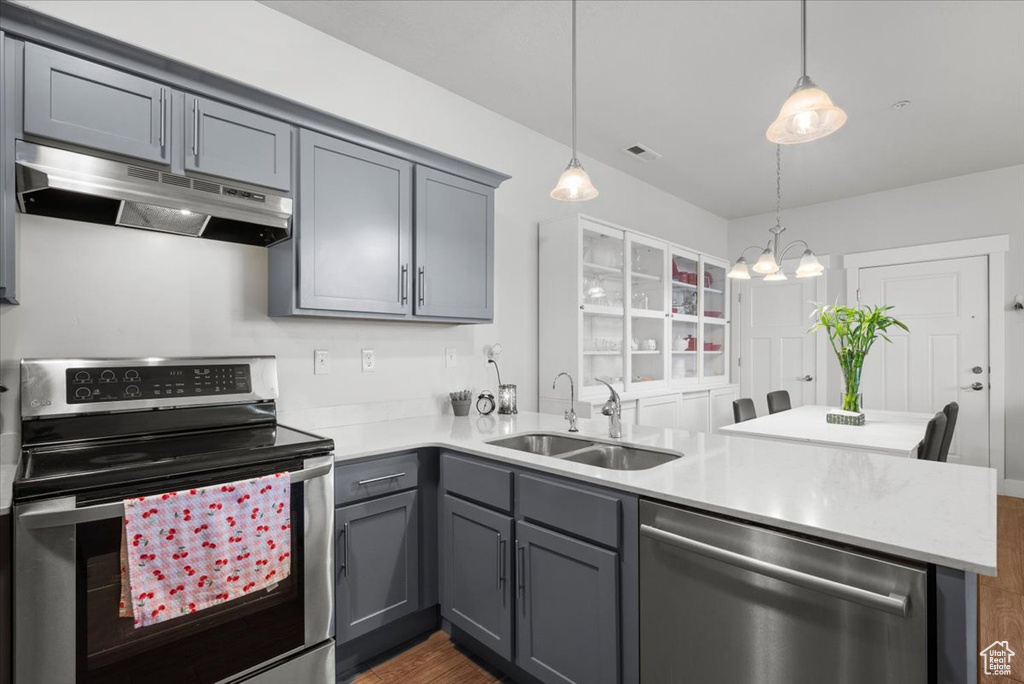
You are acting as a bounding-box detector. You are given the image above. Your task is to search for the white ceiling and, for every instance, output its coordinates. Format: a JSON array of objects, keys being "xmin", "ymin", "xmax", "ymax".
[{"xmin": 260, "ymin": 0, "xmax": 1024, "ymax": 219}]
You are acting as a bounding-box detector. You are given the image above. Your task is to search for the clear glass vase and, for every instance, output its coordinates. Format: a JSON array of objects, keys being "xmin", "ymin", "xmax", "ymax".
[{"xmin": 841, "ymin": 365, "xmax": 863, "ymax": 413}]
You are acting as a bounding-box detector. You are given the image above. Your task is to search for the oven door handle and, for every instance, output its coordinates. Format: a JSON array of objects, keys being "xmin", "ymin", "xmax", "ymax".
[{"xmin": 18, "ymin": 454, "xmax": 335, "ymax": 530}]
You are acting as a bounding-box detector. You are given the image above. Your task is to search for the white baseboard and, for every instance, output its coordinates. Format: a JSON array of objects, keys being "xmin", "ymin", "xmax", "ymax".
[{"xmin": 1002, "ymin": 478, "xmax": 1024, "ymax": 498}]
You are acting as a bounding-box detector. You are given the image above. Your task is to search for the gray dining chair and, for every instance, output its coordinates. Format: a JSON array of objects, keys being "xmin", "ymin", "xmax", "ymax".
[
  {"xmin": 766, "ymin": 390, "xmax": 792, "ymax": 415},
  {"xmin": 733, "ymin": 398, "xmax": 757, "ymax": 424},
  {"xmin": 937, "ymin": 402, "xmax": 959, "ymax": 463},
  {"xmin": 917, "ymin": 411, "xmax": 948, "ymax": 461}
]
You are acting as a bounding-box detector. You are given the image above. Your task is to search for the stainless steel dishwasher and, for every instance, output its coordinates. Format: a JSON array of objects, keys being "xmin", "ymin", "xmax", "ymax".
[{"xmin": 640, "ymin": 501, "xmax": 928, "ymax": 684}]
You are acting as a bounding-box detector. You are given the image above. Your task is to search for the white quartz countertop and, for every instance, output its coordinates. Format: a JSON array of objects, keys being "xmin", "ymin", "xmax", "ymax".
[
  {"xmin": 313, "ymin": 412, "xmax": 997, "ymax": 575},
  {"xmin": 719, "ymin": 405, "xmax": 933, "ymax": 456}
]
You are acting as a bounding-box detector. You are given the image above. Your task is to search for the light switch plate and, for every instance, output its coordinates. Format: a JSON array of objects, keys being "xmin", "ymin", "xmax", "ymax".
[
  {"xmin": 314, "ymin": 350, "xmax": 330, "ymax": 375},
  {"xmin": 445, "ymin": 347, "xmax": 457, "ymax": 368},
  {"xmin": 361, "ymin": 349, "xmax": 375, "ymax": 372}
]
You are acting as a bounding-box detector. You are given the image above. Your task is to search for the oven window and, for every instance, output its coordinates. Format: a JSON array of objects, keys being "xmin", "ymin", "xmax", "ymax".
[{"xmin": 77, "ymin": 483, "xmax": 305, "ymax": 684}]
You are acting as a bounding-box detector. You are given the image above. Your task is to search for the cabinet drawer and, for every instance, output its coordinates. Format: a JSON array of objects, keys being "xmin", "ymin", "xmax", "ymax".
[
  {"xmin": 518, "ymin": 473, "xmax": 621, "ymax": 549},
  {"xmin": 441, "ymin": 452, "xmax": 513, "ymax": 513},
  {"xmin": 185, "ymin": 94, "xmax": 292, "ymax": 190},
  {"xmin": 23, "ymin": 43, "xmax": 170, "ymax": 164},
  {"xmin": 335, "ymin": 453, "xmax": 418, "ymax": 505}
]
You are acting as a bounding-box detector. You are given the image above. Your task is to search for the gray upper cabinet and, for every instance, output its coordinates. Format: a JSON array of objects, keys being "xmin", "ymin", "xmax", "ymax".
[
  {"xmin": 22, "ymin": 43, "xmax": 169, "ymax": 165},
  {"xmin": 335, "ymin": 490, "xmax": 420, "ymax": 644},
  {"xmin": 441, "ymin": 494, "xmax": 514, "ymax": 660},
  {"xmin": 515, "ymin": 521, "xmax": 621, "ymax": 684},
  {"xmin": 184, "ymin": 94, "xmax": 292, "ymax": 190},
  {"xmin": 297, "ymin": 130, "xmax": 412, "ymax": 315},
  {"xmin": 414, "ymin": 166, "xmax": 494, "ymax": 320}
]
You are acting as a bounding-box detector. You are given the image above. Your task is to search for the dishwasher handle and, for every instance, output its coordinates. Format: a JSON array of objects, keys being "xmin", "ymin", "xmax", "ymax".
[{"xmin": 640, "ymin": 523, "xmax": 910, "ymax": 617}]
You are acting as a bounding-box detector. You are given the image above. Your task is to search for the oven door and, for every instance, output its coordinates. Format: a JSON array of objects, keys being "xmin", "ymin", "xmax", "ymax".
[{"xmin": 13, "ymin": 454, "xmax": 334, "ymax": 684}]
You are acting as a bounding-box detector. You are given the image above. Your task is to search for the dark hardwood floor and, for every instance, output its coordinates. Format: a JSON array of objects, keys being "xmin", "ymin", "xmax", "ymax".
[{"xmin": 345, "ymin": 496, "xmax": 1024, "ymax": 684}]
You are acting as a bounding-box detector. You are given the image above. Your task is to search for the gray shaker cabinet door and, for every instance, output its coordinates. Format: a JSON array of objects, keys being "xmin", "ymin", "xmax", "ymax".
[
  {"xmin": 413, "ymin": 166, "xmax": 494, "ymax": 320},
  {"xmin": 335, "ymin": 490, "xmax": 420, "ymax": 644},
  {"xmin": 184, "ymin": 94, "xmax": 292, "ymax": 190},
  {"xmin": 23, "ymin": 42, "xmax": 170, "ymax": 164},
  {"xmin": 298, "ymin": 130, "xmax": 412, "ymax": 315},
  {"xmin": 441, "ymin": 494, "xmax": 514, "ymax": 661},
  {"xmin": 515, "ymin": 521, "xmax": 620, "ymax": 684}
]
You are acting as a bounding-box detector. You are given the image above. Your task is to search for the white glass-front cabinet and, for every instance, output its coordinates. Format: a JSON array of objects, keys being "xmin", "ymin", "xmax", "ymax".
[
  {"xmin": 539, "ymin": 214, "xmax": 730, "ymax": 402},
  {"xmin": 627, "ymin": 233, "xmax": 669, "ymax": 390}
]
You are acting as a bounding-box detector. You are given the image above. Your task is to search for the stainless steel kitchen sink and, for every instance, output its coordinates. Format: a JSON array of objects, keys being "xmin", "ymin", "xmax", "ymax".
[
  {"xmin": 488, "ymin": 433, "xmax": 681, "ymax": 470},
  {"xmin": 562, "ymin": 444, "xmax": 681, "ymax": 471},
  {"xmin": 487, "ymin": 433, "xmax": 595, "ymax": 456}
]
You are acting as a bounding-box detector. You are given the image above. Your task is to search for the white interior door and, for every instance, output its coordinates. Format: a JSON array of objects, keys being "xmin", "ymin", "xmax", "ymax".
[
  {"xmin": 738, "ymin": 278, "xmax": 818, "ymax": 417},
  {"xmin": 856, "ymin": 255, "xmax": 989, "ymax": 467}
]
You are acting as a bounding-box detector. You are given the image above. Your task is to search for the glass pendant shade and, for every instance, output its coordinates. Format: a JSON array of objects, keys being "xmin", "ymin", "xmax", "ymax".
[
  {"xmin": 764, "ymin": 269, "xmax": 788, "ymax": 281},
  {"xmin": 550, "ymin": 158, "xmax": 599, "ymax": 201},
  {"xmin": 752, "ymin": 248, "xmax": 780, "ymax": 274},
  {"xmin": 727, "ymin": 258, "xmax": 751, "ymax": 280},
  {"xmin": 767, "ymin": 77, "xmax": 847, "ymax": 144},
  {"xmin": 795, "ymin": 250, "xmax": 825, "ymax": 278}
]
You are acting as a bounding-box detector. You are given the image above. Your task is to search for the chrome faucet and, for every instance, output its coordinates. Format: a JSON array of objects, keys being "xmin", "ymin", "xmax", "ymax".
[
  {"xmin": 553, "ymin": 372, "xmax": 578, "ymax": 432},
  {"xmin": 595, "ymin": 378, "xmax": 622, "ymax": 438}
]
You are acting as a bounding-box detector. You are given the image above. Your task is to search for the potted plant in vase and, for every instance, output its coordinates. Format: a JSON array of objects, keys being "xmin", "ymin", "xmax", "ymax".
[{"xmin": 809, "ymin": 303, "xmax": 909, "ymax": 416}]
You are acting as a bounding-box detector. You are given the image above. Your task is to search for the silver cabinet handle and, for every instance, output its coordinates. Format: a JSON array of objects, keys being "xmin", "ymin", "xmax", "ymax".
[
  {"xmin": 962, "ymin": 382, "xmax": 984, "ymax": 391},
  {"xmin": 417, "ymin": 266, "xmax": 425, "ymax": 306},
  {"xmin": 356, "ymin": 472, "xmax": 405, "ymax": 486},
  {"xmin": 19, "ymin": 455, "xmax": 333, "ymax": 529},
  {"xmin": 640, "ymin": 524, "xmax": 910, "ymax": 617},
  {"xmin": 517, "ymin": 544, "xmax": 526, "ymax": 610},
  {"xmin": 496, "ymin": 534, "xmax": 504, "ymax": 589},
  {"xmin": 191, "ymin": 98, "xmax": 199, "ymax": 158},
  {"xmin": 158, "ymin": 89, "xmax": 165, "ymax": 149},
  {"xmin": 401, "ymin": 264, "xmax": 409, "ymax": 305},
  {"xmin": 342, "ymin": 524, "xmax": 350, "ymax": 577},
  {"xmin": 499, "ymin": 538, "xmax": 507, "ymax": 589},
  {"xmin": 341, "ymin": 522, "xmax": 350, "ymax": 577}
]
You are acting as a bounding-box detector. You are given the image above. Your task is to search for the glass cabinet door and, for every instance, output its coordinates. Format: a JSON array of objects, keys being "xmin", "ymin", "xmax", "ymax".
[
  {"xmin": 700, "ymin": 257, "xmax": 729, "ymax": 381},
  {"xmin": 627, "ymin": 235, "xmax": 668, "ymax": 389},
  {"xmin": 580, "ymin": 221, "xmax": 625, "ymax": 393},
  {"xmin": 670, "ymin": 248, "xmax": 700, "ymax": 386}
]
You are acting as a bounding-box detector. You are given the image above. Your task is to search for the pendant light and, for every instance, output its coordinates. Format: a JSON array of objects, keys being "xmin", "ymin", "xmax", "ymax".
[
  {"xmin": 766, "ymin": 0, "xmax": 847, "ymax": 144},
  {"xmin": 551, "ymin": 0, "xmax": 598, "ymax": 201},
  {"xmin": 728, "ymin": 145, "xmax": 824, "ymax": 280}
]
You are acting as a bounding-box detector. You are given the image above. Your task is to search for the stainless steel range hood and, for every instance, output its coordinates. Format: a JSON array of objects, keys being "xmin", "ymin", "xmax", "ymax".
[{"xmin": 15, "ymin": 141, "xmax": 292, "ymax": 246}]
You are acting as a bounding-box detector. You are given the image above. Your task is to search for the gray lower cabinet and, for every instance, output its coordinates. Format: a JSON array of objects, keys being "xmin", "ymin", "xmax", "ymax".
[
  {"xmin": 22, "ymin": 42, "xmax": 170, "ymax": 165},
  {"xmin": 335, "ymin": 490, "xmax": 420, "ymax": 643},
  {"xmin": 184, "ymin": 94, "xmax": 292, "ymax": 190},
  {"xmin": 413, "ymin": 166, "xmax": 494, "ymax": 320},
  {"xmin": 515, "ymin": 521, "xmax": 620, "ymax": 684},
  {"xmin": 441, "ymin": 494, "xmax": 514, "ymax": 660},
  {"xmin": 296, "ymin": 130, "xmax": 412, "ymax": 315}
]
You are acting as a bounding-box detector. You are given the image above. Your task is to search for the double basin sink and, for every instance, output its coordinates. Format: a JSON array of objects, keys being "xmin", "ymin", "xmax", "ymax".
[{"xmin": 487, "ymin": 433, "xmax": 681, "ymax": 471}]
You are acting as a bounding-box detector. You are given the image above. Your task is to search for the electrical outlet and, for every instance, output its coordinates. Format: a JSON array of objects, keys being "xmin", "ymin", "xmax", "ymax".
[
  {"xmin": 361, "ymin": 349, "xmax": 375, "ymax": 372},
  {"xmin": 314, "ymin": 350, "xmax": 330, "ymax": 375},
  {"xmin": 445, "ymin": 347, "xmax": 457, "ymax": 368}
]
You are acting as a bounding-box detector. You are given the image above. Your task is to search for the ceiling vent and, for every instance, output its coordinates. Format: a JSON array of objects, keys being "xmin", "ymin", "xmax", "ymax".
[{"xmin": 623, "ymin": 143, "xmax": 662, "ymax": 162}]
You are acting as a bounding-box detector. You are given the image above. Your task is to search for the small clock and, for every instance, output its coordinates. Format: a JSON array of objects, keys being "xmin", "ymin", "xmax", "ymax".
[{"xmin": 476, "ymin": 390, "xmax": 496, "ymax": 415}]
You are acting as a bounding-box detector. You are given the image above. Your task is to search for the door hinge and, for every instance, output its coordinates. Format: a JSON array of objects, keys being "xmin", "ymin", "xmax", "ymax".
[
  {"xmin": 737, "ymin": 292, "xmax": 742, "ymax": 304},
  {"xmin": 737, "ymin": 357, "xmax": 741, "ymax": 367}
]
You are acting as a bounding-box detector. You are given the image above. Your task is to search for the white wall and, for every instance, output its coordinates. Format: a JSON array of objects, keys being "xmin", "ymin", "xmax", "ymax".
[
  {"xmin": 728, "ymin": 165, "xmax": 1024, "ymax": 481},
  {"xmin": 0, "ymin": 0, "xmax": 728, "ymax": 435}
]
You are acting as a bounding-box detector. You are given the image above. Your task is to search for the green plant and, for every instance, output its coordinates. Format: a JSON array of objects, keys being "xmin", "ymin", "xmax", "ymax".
[{"xmin": 809, "ymin": 303, "xmax": 909, "ymax": 412}]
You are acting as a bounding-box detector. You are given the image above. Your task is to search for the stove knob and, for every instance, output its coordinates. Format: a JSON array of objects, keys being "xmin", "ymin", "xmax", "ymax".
[
  {"xmin": 74, "ymin": 371, "xmax": 92, "ymax": 384},
  {"xmin": 75, "ymin": 387, "xmax": 92, "ymax": 399},
  {"xmin": 124, "ymin": 369, "xmax": 140, "ymax": 382},
  {"xmin": 100, "ymin": 370, "xmax": 116, "ymax": 382},
  {"xmin": 125, "ymin": 385, "xmax": 141, "ymax": 397}
]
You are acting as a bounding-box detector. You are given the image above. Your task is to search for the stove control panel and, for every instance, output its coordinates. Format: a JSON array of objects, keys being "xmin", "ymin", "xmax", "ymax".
[{"xmin": 66, "ymin": 364, "xmax": 252, "ymax": 404}]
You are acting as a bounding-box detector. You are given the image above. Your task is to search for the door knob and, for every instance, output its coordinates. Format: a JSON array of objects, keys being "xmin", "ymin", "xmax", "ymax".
[
  {"xmin": 797, "ymin": 375, "xmax": 813, "ymax": 382},
  {"xmin": 971, "ymin": 366, "xmax": 984, "ymax": 375},
  {"xmin": 962, "ymin": 382, "xmax": 984, "ymax": 391}
]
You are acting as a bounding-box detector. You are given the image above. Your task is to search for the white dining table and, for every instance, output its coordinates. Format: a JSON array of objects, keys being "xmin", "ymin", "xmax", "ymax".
[{"xmin": 718, "ymin": 405, "xmax": 935, "ymax": 457}]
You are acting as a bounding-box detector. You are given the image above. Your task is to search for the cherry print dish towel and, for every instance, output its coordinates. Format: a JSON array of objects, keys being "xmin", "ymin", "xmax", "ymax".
[{"xmin": 119, "ymin": 472, "xmax": 291, "ymax": 628}]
